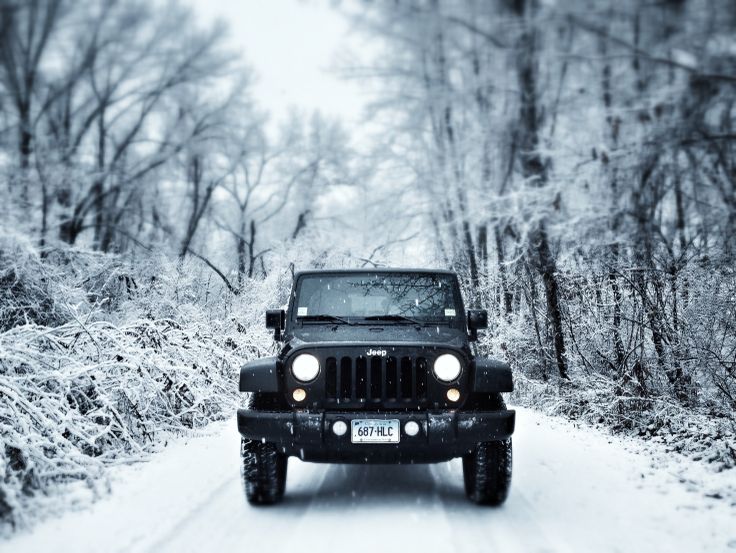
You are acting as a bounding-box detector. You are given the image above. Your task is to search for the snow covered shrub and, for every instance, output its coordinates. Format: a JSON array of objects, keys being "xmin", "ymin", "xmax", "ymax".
[
  {"xmin": 0, "ymin": 316, "xmax": 248, "ymax": 532},
  {"xmin": 510, "ymin": 372, "xmax": 736, "ymax": 471},
  {"xmin": 472, "ymin": 263, "xmax": 736, "ymax": 471},
  {"xmin": 0, "ymin": 232, "xmax": 64, "ymax": 331},
  {"xmin": 0, "ymin": 236, "xmax": 278, "ymax": 534}
]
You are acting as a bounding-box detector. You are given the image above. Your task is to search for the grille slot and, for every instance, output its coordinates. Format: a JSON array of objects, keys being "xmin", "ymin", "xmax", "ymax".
[
  {"xmin": 325, "ymin": 357, "xmax": 337, "ymax": 398},
  {"xmin": 386, "ymin": 357, "xmax": 397, "ymax": 400},
  {"xmin": 356, "ymin": 357, "xmax": 367, "ymax": 399},
  {"xmin": 400, "ymin": 356, "xmax": 412, "ymax": 399},
  {"xmin": 324, "ymin": 353, "xmax": 430, "ymax": 408},
  {"xmin": 340, "ymin": 357, "xmax": 352, "ymax": 399},
  {"xmin": 416, "ymin": 357, "xmax": 428, "ymax": 399}
]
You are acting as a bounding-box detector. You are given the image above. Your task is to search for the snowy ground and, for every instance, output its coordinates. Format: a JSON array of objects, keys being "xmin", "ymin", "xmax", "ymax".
[{"xmin": 4, "ymin": 407, "xmax": 735, "ymax": 553}]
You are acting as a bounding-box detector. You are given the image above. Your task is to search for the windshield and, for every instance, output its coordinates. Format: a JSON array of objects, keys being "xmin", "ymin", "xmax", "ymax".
[{"xmin": 293, "ymin": 273, "xmax": 463, "ymax": 323}]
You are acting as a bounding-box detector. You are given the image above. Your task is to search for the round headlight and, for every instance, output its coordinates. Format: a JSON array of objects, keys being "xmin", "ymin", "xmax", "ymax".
[
  {"xmin": 433, "ymin": 353, "xmax": 462, "ymax": 382},
  {"xmin": 291, "ymin": 353, "xmax": 320, "ymax": 382}
]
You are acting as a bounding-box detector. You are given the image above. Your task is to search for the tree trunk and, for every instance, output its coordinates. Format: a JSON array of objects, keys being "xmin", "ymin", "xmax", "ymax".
[
  {"xmin": 236, "ymin": 217, "xmax": 247, "ymax": 289},
  {"xmin": 179, "ymin": 155, "xmax": 214, "ymax": 259},
  {"xmin": 91, "ymin": 179, "xmax": 105, "ymax": 248},
  {"xmin": 514, "ymin": 0, "xmax": 568, "ymax": 379},
  {"xmin": 429, "ymin": 0, "xmax": 479, "ymax": 294},
  {"xmin": 59, "ymin": 200, "xmax": 85, "ymax": 244},
  {"xmin": 93, "ymin": 106, "xmax": 107, "ymax": 249},
  {"xmin": 247, "ymin": 219, "xmax": 257, "ymax": 279},
  {"xmin": 599, "ymin": 28, "xmax": 626, "ymax": 378},
  {"xmin": 533, "ymin": 223, "xmax": 568, "ymax": 380},
  {"xmin": 608, "ymin": 254, "xmax": 626, "ymax": 374},
  {"xmin": 292, "ymin": 210, "xmax": 310, "ymax": 240},
  {"xmin": 18, "ymin": 105, "xmax": 32, "ymax": 205},
  {"xmin": 525, "ymin": 261, "xmax": 548, "ymax": 380},
  {"xmin": 494, "ymin": 224, "xmax": 513, "ymax": 317},
  {"xmin": 39, "ymin": 179, "xmax": 49, "ymax": 256}
]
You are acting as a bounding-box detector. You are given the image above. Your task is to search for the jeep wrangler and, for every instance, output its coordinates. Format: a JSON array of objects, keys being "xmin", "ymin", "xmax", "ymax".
[{"xmin": 237, "ymin": 269, "xmax": 515, "ymax": 505}]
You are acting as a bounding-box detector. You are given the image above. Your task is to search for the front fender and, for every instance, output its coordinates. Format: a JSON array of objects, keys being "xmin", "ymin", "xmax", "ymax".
[
  {"xmin": 239, "ymin": 356, "xmax": 280, "ymax": 393},
  {"xmin": 472, "ymin": 358, "xmax": 513, "ymax": 393}
]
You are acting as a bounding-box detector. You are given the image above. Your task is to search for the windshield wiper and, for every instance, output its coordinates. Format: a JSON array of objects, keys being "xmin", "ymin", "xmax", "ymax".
[
  {"xmin": 364, "ymin": 314, "xmax": 423, "ymax": 325},
  {"xmin": 298, "ymin": 314, "xmax": 354, "ymax": 325}
]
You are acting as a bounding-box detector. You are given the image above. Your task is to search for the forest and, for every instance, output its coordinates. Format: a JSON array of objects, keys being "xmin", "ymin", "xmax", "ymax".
[{"xmin": 1, "ymin": 0, "xmax": 735, "ymax": 533}]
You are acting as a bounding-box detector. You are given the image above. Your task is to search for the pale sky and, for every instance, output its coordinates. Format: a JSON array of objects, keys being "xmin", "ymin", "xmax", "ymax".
[
  {"xmin": 189, "ymin": 0, "xmax": 370, "ymax": 134},
  {"xmin": 186, "ymin": 0, "xmax": 426, "ymax": 265}
]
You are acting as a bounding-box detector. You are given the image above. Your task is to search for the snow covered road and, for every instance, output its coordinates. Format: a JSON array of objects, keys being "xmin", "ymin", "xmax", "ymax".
[{"xmin": 5, "ymin": 407, "xmax": 735, "ymax": 553}]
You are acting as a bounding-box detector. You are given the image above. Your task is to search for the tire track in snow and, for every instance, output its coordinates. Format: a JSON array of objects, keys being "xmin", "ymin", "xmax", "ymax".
[
  {"xmin": 142, "ymin": 474, "xmax": 237, "ymax": 553},
  {"xmin": 282, "ymin": 462, "xmax": 461, "ymax": 552},
  {"xmin": 429, "ymin": 461, "xmax": 571, "ymax": 553},
  {"xmin": 148, "ymin": 458, "xmax": 334, "ymax": 553}
]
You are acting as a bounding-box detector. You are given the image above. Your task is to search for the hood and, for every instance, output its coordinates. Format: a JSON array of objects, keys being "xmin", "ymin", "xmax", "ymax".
[{"xmin": 286, "ymin": 323, "xmax": 469, "ymax": 349}]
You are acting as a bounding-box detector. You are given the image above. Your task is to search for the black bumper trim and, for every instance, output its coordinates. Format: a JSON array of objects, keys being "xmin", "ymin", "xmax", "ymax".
[{"xmin": 237, "ymin": 409, "xmax": 515, "ymax": 463}]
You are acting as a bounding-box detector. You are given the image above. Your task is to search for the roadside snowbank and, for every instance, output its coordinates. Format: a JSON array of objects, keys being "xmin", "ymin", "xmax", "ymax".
[{"xmin": 511, "ymin": 372, "xmax": 736, "ymax": 474}]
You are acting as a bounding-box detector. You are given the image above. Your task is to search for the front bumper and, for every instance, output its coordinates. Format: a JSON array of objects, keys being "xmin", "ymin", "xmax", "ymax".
[{"xmin": 237, "ymin": 408, "xmax": 515, "ymax": 464}]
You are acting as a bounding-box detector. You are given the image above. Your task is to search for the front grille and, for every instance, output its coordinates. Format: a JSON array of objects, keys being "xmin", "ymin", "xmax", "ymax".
[{"xmin": 324, "ymin": 355, "xmax": 429, "ymax": 407}]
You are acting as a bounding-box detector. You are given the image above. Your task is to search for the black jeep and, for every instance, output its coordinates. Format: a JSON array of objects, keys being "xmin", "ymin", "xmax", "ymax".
[{"xmin": 237, "ymin": 269, "xmax": 515, "ymax": 505}]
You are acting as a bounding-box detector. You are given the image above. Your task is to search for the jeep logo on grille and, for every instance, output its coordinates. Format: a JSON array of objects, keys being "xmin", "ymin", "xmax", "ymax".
[{"xmin": 366, "ymin": 348, "xmax": 387, "ymax": 357}]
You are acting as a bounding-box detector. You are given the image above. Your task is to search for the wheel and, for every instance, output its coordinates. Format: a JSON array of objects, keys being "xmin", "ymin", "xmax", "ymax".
[
  {"xmin": 462, "ymin": 438, "xmax": 512, "ymax": 505},
  {"xmin": 240, "ymin": 393, "xmax": 288, "ymax": 505},
  {"xmin": 241, "ymin": 438, "xmax": 287, "ymax": 505},
  {"xmin": 461, "ymin": 393, "xmax": 512, "ymax": 505}
]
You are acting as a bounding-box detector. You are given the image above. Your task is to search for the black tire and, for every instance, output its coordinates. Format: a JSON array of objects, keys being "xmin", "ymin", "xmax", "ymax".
[
  {"xmin": 461, "ymin": 393, "xmax": 512, "ymax": 505},
  {"xmin": 462, "ymin": 438, "xmax": 512, "ymax": 505},
  {"xmin": 240, "ymin": 392, "xmax": 288, "ymax": 505},
  {"xmin": 241, "ymin": 438, "xmax": 287, "ymax": 505}
]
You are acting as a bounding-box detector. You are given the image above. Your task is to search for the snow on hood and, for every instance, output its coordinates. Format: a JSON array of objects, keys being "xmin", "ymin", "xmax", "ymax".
[{"xmin": 287, "ymin": 323, "xmax": 469, "ymax": 348}]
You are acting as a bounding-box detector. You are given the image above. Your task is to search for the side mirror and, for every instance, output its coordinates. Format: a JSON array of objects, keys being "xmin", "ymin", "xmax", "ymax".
[
  {"xmin": 467, "ymin": 309, "xmax": 488, "ymax": 341},
  {"xmin": 266, "ymin": 309, "xmax": 285, "ymax": 341}
]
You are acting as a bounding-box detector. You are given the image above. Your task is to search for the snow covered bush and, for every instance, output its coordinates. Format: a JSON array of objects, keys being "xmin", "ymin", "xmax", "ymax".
[
  {"xmin": 470, "ymin": 266, "xmax": 736, "ymax": 472},
  {"xmin": 0, "ymin": 233, "xmax": 64, "ymax": 331},
  {"xmin": 0, "ymin": 233, "xmax": 280, "ymax": 534}
]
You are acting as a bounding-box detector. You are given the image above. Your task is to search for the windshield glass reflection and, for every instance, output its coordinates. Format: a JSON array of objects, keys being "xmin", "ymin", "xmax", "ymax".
[{"xmin": 295, "ymin": 273, "xmax": 461, "ymax": 322}]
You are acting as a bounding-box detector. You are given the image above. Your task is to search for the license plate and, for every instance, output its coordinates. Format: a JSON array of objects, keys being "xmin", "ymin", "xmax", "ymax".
[{"xmin": 351, "ymin": 419, "xmax": 400, "ymax": 444}]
